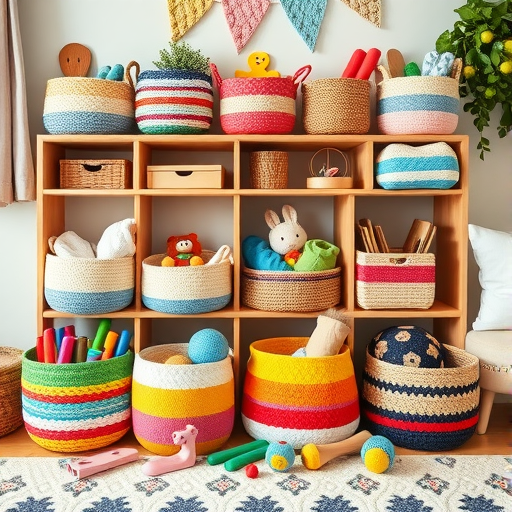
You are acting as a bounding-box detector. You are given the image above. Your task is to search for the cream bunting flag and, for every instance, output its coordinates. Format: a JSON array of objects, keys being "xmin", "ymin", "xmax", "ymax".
[
  {"xmin": 167, "ymin": 0, "xmax": 215, "ymax": 41},
  {"xmin": 340, "ymin": 0, "xmax": 381, "ymax": 28}
]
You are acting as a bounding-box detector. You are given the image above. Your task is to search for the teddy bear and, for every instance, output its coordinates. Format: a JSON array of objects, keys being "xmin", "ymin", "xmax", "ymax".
[{"xmin": 162, "ymin": 233, "xmax": 204, "ymax": 267}]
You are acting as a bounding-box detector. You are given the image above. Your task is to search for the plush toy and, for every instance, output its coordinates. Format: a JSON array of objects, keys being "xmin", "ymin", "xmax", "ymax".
[{"xmin": 162, "ymin": 233, "xmax": 204, "ymax": 267}]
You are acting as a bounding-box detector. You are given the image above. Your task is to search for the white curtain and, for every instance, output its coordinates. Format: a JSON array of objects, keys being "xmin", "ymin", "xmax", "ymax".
[{"xmin": 0, "ymin": 0, "xmax": 35, "ymax": 207}]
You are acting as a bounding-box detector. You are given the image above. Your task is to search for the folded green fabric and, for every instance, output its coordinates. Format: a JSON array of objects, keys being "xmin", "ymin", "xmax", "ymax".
[{"xmin": 294, "ymin": 239, "xmax": 339, "ymax": 272}]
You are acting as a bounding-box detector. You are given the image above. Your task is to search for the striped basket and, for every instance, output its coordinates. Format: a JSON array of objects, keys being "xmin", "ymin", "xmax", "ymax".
[
  {"xmin": 356, "ymin": 251, "xmax": 435, "ymax": 309},
  {"xmin": 210, "ymin": 63, "xmax": 311, "ymax": 135},
  {"xmin": 142, "ymin": 251, "xmax": 232, "ymax": 314},
  {"xmin": 44, "ymin": 255, "xmax": 134, "ymax": 315},
  {"xmin": 134, "ymin": 67, "xmax": 213, "ymax": 134},
  {"xmin": 132, "ymin": 344, "xmax": 235, "ymax": 456},
  {"xmin": 43, "ymin": 61, "xmax": 139, "ymax": 135},
  {"xmin": 0, "ymin": 347, "xmax": 24, "ymax": 438},
  {"xmin": 21, "ymin": 348, "xmax": 134, "ymax": 452},
  {"xmin": 362, "ymin": 344, "xmax": 480, "ymax": 451},
  {"xmin": 242, "ymin": 337, "xmax": 360, "ymax": 449},
  {"xmin": 241, "ymin": 266, "xmax": 341, "ymax": 312}
]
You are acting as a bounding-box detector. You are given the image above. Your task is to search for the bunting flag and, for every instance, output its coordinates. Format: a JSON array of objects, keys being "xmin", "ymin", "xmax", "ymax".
[
  {"xmin": 280, "ymin": 0, "xmax": 327, "ymax": 52},
  {"xmin": 340, "ymin": 0, "xmax": 381, "ymax": 28},
  {"xmin": 222, "ymin": 0, "xmax": 271, "ymax": 54},
  {"xmin": 167, "ymin": 0, "xmax": 215, "ymax": 42}
]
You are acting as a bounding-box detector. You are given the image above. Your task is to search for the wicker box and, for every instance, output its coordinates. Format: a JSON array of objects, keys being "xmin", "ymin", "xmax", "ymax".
[
  {"xmin": 147, "ymin": 165, "xmax": 224, "ymax": 189},
  {"xmin": 60, "ymin": 159, "xmax": 132, "ymax": 189},
  {"xmin": 0, "ymin": 347, "xmax": 24, "ymax": 438}
]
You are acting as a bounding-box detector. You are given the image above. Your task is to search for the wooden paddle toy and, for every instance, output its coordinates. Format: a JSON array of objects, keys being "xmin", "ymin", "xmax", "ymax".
[{"xmin": 59, "ymin": 43, "xmax": 91, "ymax": 77}]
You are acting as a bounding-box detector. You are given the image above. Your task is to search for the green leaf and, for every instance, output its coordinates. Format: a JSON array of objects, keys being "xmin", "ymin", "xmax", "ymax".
[
  {"xmin": 466, "ymin": 47, "xmax": 479, "ymax": 65},
  {"xmin": 490, "ymin": 49, "xmax": 501, "ymax": 65},
  {"xmin": 481, "ymin": 136, "xmax": 490, "ymax": 145},
  {"xmin": 487, "ymin": 73, "xmax": 500, "ymax": 83},
  {"xmin": 479, "ymin": 52, "xmax": 492, "ymax": 65},
  {"xmin": 456, "ymin": 5, "xmax": 478, "ymax": 20},
  {"xmin": 500, "ymin": 102, "xmax": 512, "ymax": 125},
  {"xmin": 436, "ymin": 30, "xmax": 455, "ymax": 53}
]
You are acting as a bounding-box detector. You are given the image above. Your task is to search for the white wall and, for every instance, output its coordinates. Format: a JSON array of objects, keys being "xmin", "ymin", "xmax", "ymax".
[{"xmin": 3, "ymin": 0, "xmax": 511, "ymax": 378}]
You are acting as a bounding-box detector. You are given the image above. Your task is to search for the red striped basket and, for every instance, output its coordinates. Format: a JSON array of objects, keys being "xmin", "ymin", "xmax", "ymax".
[{"xmin": 210, "ymin": 63, "xmax": 311, "ymax": 134}]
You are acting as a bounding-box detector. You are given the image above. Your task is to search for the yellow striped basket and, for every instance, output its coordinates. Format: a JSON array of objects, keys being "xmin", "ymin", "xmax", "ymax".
[{"xmin": 132, "ymin": 344, "xmax": 235, "ymax": 456}]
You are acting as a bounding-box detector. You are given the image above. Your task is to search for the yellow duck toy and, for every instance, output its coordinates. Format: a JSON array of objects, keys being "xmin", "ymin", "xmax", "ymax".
[{"xmin": 235, "ymin": 51, "xmax": 280, "ymax": 78}]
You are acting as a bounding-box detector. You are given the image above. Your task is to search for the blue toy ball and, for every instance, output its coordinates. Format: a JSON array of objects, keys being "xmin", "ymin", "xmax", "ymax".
[
  {"xmin": 265, "ymin": 441, "xmax": 295, "ymax": 472},
  {"xmin": 188, "ymin": 328, "xmax": 229, "ymax": 364},
  {"xmin": 361, "ymin": 435, "xmax": 395, "ymax": 474}
]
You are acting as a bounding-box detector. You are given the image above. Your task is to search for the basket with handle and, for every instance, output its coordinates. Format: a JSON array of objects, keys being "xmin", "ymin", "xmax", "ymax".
[{"xmin": 210, "ymin": 63, "xmax": 311, "ymax": 134}]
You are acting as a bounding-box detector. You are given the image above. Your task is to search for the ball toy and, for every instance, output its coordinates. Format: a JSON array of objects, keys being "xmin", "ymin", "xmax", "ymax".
[
  {"xmin": 245, "ymin": 463, "xmax": 259, "ymax": 479},
  {"xmin": 360, "ymin": 435, "xmax": 395, "ymax": 474},
  {"xmin": 188, "ymin": 328, "xmax": 229, "ymax": 364},
  {"xmin": 165, "ymin": 354, "xmax": 192, "ymax": 365},
  {"xmin": 265, "ymin": 441, "xmax": 295, "ymax": 472},
  {"xmin": 367, "ymin": 325, "xmax": 445, "ymax": 368}
]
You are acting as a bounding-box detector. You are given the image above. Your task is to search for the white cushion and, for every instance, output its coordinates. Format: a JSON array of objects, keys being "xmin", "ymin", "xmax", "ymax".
[{"xmin": 468, "ymin": 224, "xmax": 512, "ymax": 330}]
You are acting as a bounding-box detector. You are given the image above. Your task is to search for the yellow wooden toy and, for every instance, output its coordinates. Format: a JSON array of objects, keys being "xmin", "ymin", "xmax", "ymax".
[{"xmin": 235, "ymin": 52, "xmax": 280, "ymax": 78}]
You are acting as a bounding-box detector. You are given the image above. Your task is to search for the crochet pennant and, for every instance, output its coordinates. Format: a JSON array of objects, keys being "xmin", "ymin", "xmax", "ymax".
[
  {"xmin": 339, "ymin": 0, "xmax": 381, "ymax": 28},
  {"xmin": 167, "ymin": 0, "xmax": 215, "ymax": 41},
  {"xmin": 222, "ymin": 0, "xmax": 271, "ymax": 54}
]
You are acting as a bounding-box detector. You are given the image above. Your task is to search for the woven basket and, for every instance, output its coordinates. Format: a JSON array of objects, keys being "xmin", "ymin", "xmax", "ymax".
[
  {"xmin": 0, "ymin": 347, "xmax": 24, "ymax": 438},
  {"xmin": 43, "ymin": 61, "xmax": 139, "ymax": 135},
  {"xmin": 242, "ymin": 337, "xmax": 360, "ymax": 449},
  {"xmin": 60, "ymin": 159, "xmax": 132, "ymax": 189},
  {"xmin": 21, "ymin": 348, "xmax": 134, "ymax": 452},
  {"xmin": 44, "ymin": 255, "xmax": 134, "ymax": 315},
  {"xmin": 302, "ymin": 78, "xmax": 371, "ymax": 134},
  {"xmin": 356, "ymin": 251, "xmax": 435, "ymax": 309},
  {"xmin": 241, "ymin": 266, "xmax": 341, "ymax": 312},
  {"xmin": 210, "ymin": 63, "xmax": 311, "ymax": 135},
  {"xmin": 250, "ymin": 151, "xmax": 288, "ymax": 189},
  {"xmin": 134, "ymin": 67, "xmax": 213, "ymax": 134},
  {"xmin": 362, "ymin": 344, "xmax": 480, "ymax": 451},
  {"xmin": 132, "ymin": 344, "xmax": 235, "ymax": 456},
  {"xmin": 142, "ymin": 251, "xmax": 232, "ymax": 314}
]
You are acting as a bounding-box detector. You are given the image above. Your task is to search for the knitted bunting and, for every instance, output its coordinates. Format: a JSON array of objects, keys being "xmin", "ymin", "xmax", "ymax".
[
  {"xmin": 280, "ymin": 0, "xmax": 327, "ymax": 51},
  {"xmin": 340, "ymin": 0, "xmax": 381, "ymax": 28},
  {"xmin": 167, "ymin": 0, "xmax": 215, "ymax": 42}
]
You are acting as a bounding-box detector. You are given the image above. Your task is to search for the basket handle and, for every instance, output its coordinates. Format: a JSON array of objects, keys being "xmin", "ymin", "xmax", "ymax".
[
  {"xmin": 377, "ymin": 64, "xmax": 391, "ymax": 81},
  {"xmin": 292, "ymin": 65, "xmax": 312, "ymax": 90},
  {"xmin": 82, "ymin": 163, "xmax": 103, "ymax": 173},
  {"xmin": 125, "ymin": 60, "xmax": 140, "ymax": 90},
  {"xmin": 451, "ymin": 57, "xmax": 462, "ymax": 81},
  {"xmin": 209, "ymin": 63, "xmax": 223, "ymax": 88}
]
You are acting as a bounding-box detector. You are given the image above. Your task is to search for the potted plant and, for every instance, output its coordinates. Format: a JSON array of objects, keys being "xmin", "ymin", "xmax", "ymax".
[
  {"xmin": 133, "ymin": 41, "xmax": 213, "ymax": 134},
  {"xmin": 436, "ymin": 0, "xmax": 512, "ymax": 159}
]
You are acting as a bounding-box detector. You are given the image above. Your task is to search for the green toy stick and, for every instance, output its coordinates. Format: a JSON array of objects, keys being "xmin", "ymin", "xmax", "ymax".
[
  {"xmin": 207, "ymin": 439, "xmax": 269, "ymax": 466},
  {"xmin": 224, "ymin": 445, "xmax": 269, "ymax": 472}
]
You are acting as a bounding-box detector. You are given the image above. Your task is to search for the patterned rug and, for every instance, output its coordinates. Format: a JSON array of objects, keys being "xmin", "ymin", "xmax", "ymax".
[{"xmin": 0, "ymin": 453, "xmax": 511, "ymax": 511}]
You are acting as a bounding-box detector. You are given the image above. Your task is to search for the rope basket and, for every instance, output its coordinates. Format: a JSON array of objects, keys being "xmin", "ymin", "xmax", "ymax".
[
  {"xmin": 44, "ymin": 255, "xmax": 134, "ymax": 315},
  {"xmin": 0, "ymin": 347, "xmax": 24, "ymax": 438},
  {"xmin": 60, "ymin": 159, "xmax": 132, "ymax": 189},
  {"xmin": 21, "ymin": 348, "xmax": 134, "ymax": 452},
  {"xmin": 241, "ymin": 266, "xmax": 341, "ymax": 312},
  {"xmin": 302, "ymin": 78, "xmax": 371, "ymax": 135},
  {"xmin": 142, "ymin": 251, "xmax": 232, "ymax": 314},
  {"xmin": 250, "ymin": 151, "xmax": 288, "ymax": 189},
  {"xmin": 242, "ymin": 337, "xmax": 360, "ymax": 449},
  {"xmin": 362, "ymin": 344, "xmax": 480, "ymax": 451},
  {"xmin": 132, "ymin": 343, "xmax": 235, "ymax": 456}
]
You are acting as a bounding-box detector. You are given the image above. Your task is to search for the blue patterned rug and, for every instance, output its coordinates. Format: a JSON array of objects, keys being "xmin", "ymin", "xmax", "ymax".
[{"xmin": 0, "ymin": 454, "xmax": 510, "ymax": 511}]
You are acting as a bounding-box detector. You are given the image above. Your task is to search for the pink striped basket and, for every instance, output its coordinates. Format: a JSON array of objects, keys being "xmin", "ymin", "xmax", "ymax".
[{"xmin": 210, "ymin": 63, "xmax": 311, "ymax": 134}]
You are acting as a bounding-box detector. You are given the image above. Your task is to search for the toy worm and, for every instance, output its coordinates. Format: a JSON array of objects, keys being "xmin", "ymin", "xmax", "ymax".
[
  {"xmin": 355, "ymin": 48, "xmax": 382, "ymax": 80},
  {"xmin": 342, "ymin": 49, "xmax": 367, "ymax": 78}
]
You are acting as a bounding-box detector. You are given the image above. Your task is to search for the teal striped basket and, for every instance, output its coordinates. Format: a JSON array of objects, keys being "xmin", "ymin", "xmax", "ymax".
[{"xmin": 44, "ymin": 254, "xmax": 134, "ymax": 315}]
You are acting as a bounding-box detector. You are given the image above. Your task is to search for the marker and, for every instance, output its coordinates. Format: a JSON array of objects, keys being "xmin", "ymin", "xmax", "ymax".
[
  {"xmin": 73, "ymin": 336, "xmax": 88, "ymax": 363},
  {"xmin": 43, "ymin": 328, "xmax": 56, "ymax": 363},
  {"xmin": 114, "ymin": 330, "xmax": 132, "ymax": 357},
  {"xmin": 86, "ymin": 348, "xmax": 103, "ymax": 362},
  {"xmin": 57, "ymin": 336, "xmax": 75, "ymax": 364},
  {"xmin": 101, "ymin": 331, "xmax": 119, "ymax": 360},
  {"xmin": 64, "ymin": 325, "xmax": 76, "ymax": 338},
  {"xmin": 36, "ymin": 335, "xmax": 45, "ymax": 363},
  {"xmin": 55, "ymin": 327, "xmax": 65, "ymax": 352},
  {"xmin": 92, "ymin": 319, "xmax": 111, "ymax": 351}
]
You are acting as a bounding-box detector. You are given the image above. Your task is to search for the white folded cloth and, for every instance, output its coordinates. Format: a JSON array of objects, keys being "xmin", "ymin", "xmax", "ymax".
[
  {"xmin": 49, "ymin": 231, "xmax": 96, "ymax": 259},
  {"xmin": 96, "ymin": 218, "xmax": 137, "ymax": 259}
]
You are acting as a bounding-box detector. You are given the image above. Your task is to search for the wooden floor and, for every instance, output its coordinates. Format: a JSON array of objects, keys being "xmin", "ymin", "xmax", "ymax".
[{"xmin": 2, "ymin": 403, "xmax": 511, "ymax": 458}]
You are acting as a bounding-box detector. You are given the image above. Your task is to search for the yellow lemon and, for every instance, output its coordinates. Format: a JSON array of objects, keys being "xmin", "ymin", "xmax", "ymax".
[
  {"xmin": 481, "ymin": 30, "xmax": 494, "ymax": 44},
  {"xmin": 504, "ymin": 40, "xmax": 512, "ymax": 55},
  {"xmin": 463, "ymin": 65, "xmax": 476, "ymax": 79},
  {"xmin": 500, "ymin": 61, "xmax": 512, "ymax": 74}
]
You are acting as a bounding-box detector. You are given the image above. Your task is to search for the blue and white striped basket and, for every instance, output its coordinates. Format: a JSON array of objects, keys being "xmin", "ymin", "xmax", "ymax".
[
  {"xmin": 141, "ymin": 251, "xmax": 232, "ymax": 314},
  {"xmin": 44, "ymin": 255, "xmax": 134, "ymax": 314},
  {"xmin": 375, "ymin": 142, "xmax": 460, "ymax": 190}
]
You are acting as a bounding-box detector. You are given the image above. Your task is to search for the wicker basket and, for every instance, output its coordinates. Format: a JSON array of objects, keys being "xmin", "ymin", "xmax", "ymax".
[
  {"xmin": 60, "ymin": 159, "xmax": 132, "ymax": 189},
  {"xmin": 362, "ymin": 344, "xmax": 480, "ymax": 451},
  {"xmin": 250, "ymin": 151, "xmax": 288, "ymax": 189},
  {"xmin": 142, "ymin": 251, "xmax": 232, "ymax": 314},
  {"xmin": 241, "ymin": 266, "xmax": 341, "ymax": 312},
  {"xmin": 302, "ymin": 78, "xmax": 371, "ymax": 135},
  {"xmin": 0, "ymin": 347, "xmax": 24, "ymax": 438}
]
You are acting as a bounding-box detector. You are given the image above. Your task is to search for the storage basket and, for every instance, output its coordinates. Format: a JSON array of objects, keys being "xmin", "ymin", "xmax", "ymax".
[
  {"xmin": 60, "ymin": 159, "xmax": 132, "ymax": 189},
  {"xmin": 241, "ymin": 266, "xmax": 341, "ymax": 312},
  {"xmin": 42, "ymin": 61, "xmax": 139, "ymax": 135},
  {"xmin": 21, "ymin": 348, "xmax": 134, "ymax": 452},
  {"xmin": 302, "ymin": 78, "xmax": 371, "ymax": 134},
  {"xmin": 356, "ymin": 250, "xmax": 435, "ymax": 309},
  {"xmin": 242, "ymin": 337, "xmax": 360, "ymax": 449},
  {"xmin": 361, "ymin": 344, "xmax": 480, "ymax": 451},
  {"xmin": 250, "ymin": 151, "xmax": 288, "ymax": 189},
  {"xmin": 0, "ymin": 347, "xmax": 24, "ymax": 438},
  {"xmin": 44, "ymin": 255, "xmax": 135, "ymax": 315},
  {"xmin": 142, "ymin": 251, "xmax": 232, "ymax": 314},
  {"xmin": 132, "ymin": 344, "xmax": 235, "ymax": 455},
  {"xmin": 134, "ymin": 67, "xmax": 213, "ymax": 134},
  {"xmin": 210, "ymin": 63, "xmax": 311, "ymax": 135}
]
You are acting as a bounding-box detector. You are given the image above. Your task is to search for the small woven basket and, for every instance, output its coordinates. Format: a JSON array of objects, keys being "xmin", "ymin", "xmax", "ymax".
[
  {"xmin": 60, "ymin": 159, "xmax": 132, "ymax": 189},
  {"xmin": 241, "ymin": 266, "xmax": 341, "ymax": 312},
  {"xmin": 0, "ymin": 347, "xmax": 24, "ymax": 438},
  {"xmin": 132, "ymin": 344, "xmax": 235, "ymax": 456},
  {"xmin": 302, "ymin": 77, "xmax": 371, "ymax": 135},
  {"xmin": 362, "ymin": 344, "xmax": 480, "ymax": 451},
  {"xmin": 250, "ymin": 151, "xmax": 288, "ymax": 189},
  {"xmin": 21, "ymin": 348, "xmax": 134, "ymax": 452}
]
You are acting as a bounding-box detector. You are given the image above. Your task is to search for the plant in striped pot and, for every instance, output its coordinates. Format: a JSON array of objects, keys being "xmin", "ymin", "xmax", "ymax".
[{"xmin": 134, "ymin": 42, "xmax": 213, "ymax": 134}]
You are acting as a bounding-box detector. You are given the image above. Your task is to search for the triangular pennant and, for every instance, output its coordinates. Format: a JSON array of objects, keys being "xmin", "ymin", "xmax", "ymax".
[
  {"xmin": 280, "ymin": 0, "xmax": 327, "ymax": 52},
  {"xmin": 167, "ymin": 0, "xmax": 215, "ymax": 41},
  {"xmin": 222, "ymin": 0, "xmax": 271, "ymax": 54},
  {"xmin": 340, "ymin": 0, "xmax": 381, "ymax": 28}
]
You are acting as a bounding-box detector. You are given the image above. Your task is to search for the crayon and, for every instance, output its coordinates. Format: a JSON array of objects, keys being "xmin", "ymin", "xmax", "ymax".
[
  {"xmin": 354, "ymin": 48, "xmax": 382, "ymax": 80},
  {"xmin": 43, "ymin": 328, "xmax": 56, "ymax": 364},
  {"xmin": 57, "ymin": 336, "xmax": 75, "ymax": 364},
  {"xmin": 64, "ymin": 325, "xmax": 76, "ymax": 338},
  {"xmin": 36, "ymin": 335, "xmax": 45, "ymax": 363},
  {"xmin": 86, "ymin": 348, "xmax": 102, "ymax": 362},
  {"xmin": 92, "ymin": 319, "xmax": 111, "ymax": 351},
  {"xmin": 342, "ymin": 48, "xmax": 367, "ymax": 78},
  {"xmin": 101, "ymin": 331, "xmax": 119, "ymax": 360},
  {"xmin": 55, "ymin": 327, "xmax": 65, "ymax": 352},
  {"xmin": 73, "ymin": 336, "xmax": 88, "ymax": 363},
  {"xmin": 114, "ymin": 330, "xmax": 132, "ymax": 357}
]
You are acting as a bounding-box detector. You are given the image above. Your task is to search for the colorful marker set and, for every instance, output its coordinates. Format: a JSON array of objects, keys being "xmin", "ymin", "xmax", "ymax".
[{"xmin": 35, "ymin": 319, "xmax": 132, "ymax": 364}]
